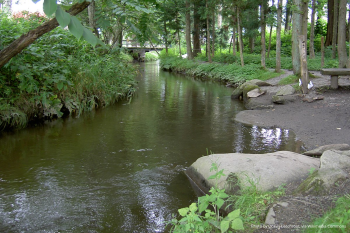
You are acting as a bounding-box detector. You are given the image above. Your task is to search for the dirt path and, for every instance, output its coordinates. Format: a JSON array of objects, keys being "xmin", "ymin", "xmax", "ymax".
[
  {"xmin": 235, "ymin": 70, "xmax": 350, "ymax": 150},
  {"xmin": 234, "ymin": 70, "xmax": 350, "ymax": 232}
]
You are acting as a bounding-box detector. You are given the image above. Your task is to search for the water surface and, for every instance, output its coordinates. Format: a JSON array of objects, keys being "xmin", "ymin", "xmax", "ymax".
[{"xmin": 0, "ymin": 61, "xmax": 301, "ymax": 232}]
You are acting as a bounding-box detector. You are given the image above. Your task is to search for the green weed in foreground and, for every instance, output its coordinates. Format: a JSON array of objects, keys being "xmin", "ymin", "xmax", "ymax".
[
  {"xmin": 168, "ymin": 162, "xmax": 287, "ymax": 232},
  {"xmin": 304, "ymin": 195, "xmax": 350, "ymax": 233}
]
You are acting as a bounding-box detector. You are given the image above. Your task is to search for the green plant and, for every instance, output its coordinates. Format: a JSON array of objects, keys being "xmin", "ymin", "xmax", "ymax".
[
  {"xmin": 304, "ymin": 194, "xmax": 350, "ymax": 233},
  {"xmin": 168, "ymin": 162, "xmax": 244, "ymax": 232},
  {"xmin": 278, "ymin": 75, "xmax": 299, "ymax": 85}
]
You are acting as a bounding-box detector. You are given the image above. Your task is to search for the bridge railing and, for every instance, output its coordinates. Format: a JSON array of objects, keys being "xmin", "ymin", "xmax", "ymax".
[{"xmin": 122, "ymin": 40, "xmax": 165, "ymax": 49}]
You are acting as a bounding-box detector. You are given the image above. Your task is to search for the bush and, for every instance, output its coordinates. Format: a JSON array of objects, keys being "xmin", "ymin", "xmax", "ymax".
[
  {"xmin": 0, "ymin": 10, "xmax": 136, "ymax": 130},
  {"xmin": 145, "ymin": 51, "xmax": 159, "ymax": 62}
]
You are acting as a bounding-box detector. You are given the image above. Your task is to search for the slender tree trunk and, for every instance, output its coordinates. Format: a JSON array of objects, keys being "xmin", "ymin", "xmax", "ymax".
[
  {"xmin": 292, "ymin": 0, "xmax": 302, "ymax": 76},
  {"xmin": 237, "ymin": 7, "xmax": 244, "ymax": 67},
  {"xmin": 337, "ymin": 0, "xmax": 347, "ymax": 67},
  {"xmin": 232, "ymin": 27, "xmax": 236, "ymax": 56},
  {"xmin": 301, "ymin": 0, "xmax": 308, "ymax": 55},
  {"xmin": 88, "ymin": 0, "xmax": 99, "ymax": 37},
  {"xmin": 332, "ymin": 0, "xmax": 339, "ymax": 59},
  {"xmin": 164, "ymin": 20, "xmax": 168, "ymax": 54},
  {"xmin": 285, "ymin": 0, "xmax": 291, "ymax": 33},
  {"xmin": 206, "ymin": 0, "xmax": 212, "ymax": 62},
  {"xmin": 348, "ymin": 4, "xmax": 350, "ymax": 68},
  {"xmin": 211, "ymin": 9, "xmax": 216, "ymax": 57},
  {"xmin": 309, "ymin": 0, "xmax": 316, "ymax": 58},
  {"xmin": 185, "ymin": 0, "xmax": 193, "ymax": 59},
  {"xmin": 261, "ymin": 2, "xmax": 266, "ymax": 68},
  {"xmin": 325, "ymin": 0, "xmax": 334, "ymax": 46},
  {"xmin": 193, "ymin": 1, "xmax": 201, "ymax": 57},
  {"xmin": 267, "ymin": 0, "xmax": 274, "ymax": 58},
  {"xmin": 276, "ymin": 0, "xmax": 282, "ymax": 72},
  {"xmin": 0, "ymin": 1, "xmax": 90, "ymax": 69},
  {"xmin": 178, "ymin": 29, "xmax": 181, "ymax": 57}
]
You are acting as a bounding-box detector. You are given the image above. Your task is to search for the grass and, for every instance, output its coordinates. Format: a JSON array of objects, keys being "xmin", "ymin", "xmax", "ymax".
[
  {"xmin": 278, "ymin": 75, "xmax": 299, "ymax": 85},
  {"xmin": 304, "ymin": 194, "xmax": 350, "ymax": 233}
]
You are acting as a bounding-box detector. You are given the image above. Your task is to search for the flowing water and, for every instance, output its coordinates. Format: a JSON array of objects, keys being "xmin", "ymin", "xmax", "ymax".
[{"xmin": 0, "ymin": 61, "xmax": 302, "ymax": 232}]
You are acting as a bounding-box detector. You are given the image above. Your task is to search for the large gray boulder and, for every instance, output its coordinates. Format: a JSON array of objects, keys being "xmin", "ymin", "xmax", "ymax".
[
  {"xmin": 296, "ymin": 150, "xmax": 350, "ymax": 195},
  {"xmin": 185, "ymin": 152, "xmax": 320, "ymax": 195},
  {"xmin": 303, "ymin": 144, "xmax": 350, "ymax": 156},
  {"xmin": 276, "ymin": 85, "xmax": 295, "ymax": 96},
  {"xmin": 231, "ymin": 79, "xmax": 272, "ymax": 99}
]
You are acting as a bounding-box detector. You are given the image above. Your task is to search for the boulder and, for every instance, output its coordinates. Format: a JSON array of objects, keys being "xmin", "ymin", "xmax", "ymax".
[
  {"xmin": 303, "ymin": 144, "xmax": 350, "ymax": 156},
  {"xmin": 247, "ymin": 89, "xmax": 266, "ymax": 98},
  {"xmin": 276, "ymin": 85, "xmax": 295, "ymax": 96},
  {"xmin": 231, "ymin": 79, "xmax": 272, "ymax": 99},
  {"xmin": 272, "ymin": 95, "xmax": 297, "ymax": 104},
  {"xmin": 185, "ymin": 151, "xmax": 320, "ymax": 195},
  {"xmin": 295, "ymin": 150, "xmax": 350, "ymax": 195}
]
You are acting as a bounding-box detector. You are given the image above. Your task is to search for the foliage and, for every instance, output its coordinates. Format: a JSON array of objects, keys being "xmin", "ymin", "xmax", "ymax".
[
  {"xmin": 304, "ymin": 194, "xmax": 350, "ymax": 233},
  {"xmin": 144, "ymin": 51, "xmax": 159, "ymax": 62},
  {"xmin": 0, "ymin": 11, "xmax": 136, "ymax": 130},
  {"xmin": 168, "ymin": 162, "xmax": 244, "ymax": 233},
  {"xmin": 278, "ymin": 75, "xmax": 299, "ymax": 85}
]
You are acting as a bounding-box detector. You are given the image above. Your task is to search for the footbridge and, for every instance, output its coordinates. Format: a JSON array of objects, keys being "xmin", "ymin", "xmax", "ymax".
[{"xmin": 122, "ymin": 40, "xmax": 165, "ymax": 61}]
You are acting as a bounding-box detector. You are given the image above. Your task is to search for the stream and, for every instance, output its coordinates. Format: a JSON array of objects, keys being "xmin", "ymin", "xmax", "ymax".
[{"xmin": 0, "ymin": 61, "xmax": 301, "ymax": 232}]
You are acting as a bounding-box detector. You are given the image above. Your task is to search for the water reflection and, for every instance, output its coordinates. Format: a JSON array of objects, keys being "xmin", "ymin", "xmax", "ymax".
[{"xmin": 0, "ymin": 61, "xmax": 303, "ymax": 232}]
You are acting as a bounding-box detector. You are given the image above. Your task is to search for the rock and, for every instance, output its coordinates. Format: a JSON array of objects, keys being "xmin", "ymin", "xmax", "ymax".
[
  {"xmin": 265, "ymin": 207, "xmax": 276, "ymax": 225},
  {"xmin": 231, "ymin": 79, "xmax": 272, "ymax": 99},
  {"xmin": 303, "ymin": 144, "xmax": 350, "ymax": 156},
  {"xmin": 272, "ymin": 95, "xmax": 297, "ymax": 104},
  {"xmin": 185, "ymin": 152, "xmax": 320, "ymax": 195},
  {"xmin": 276, "ymin": 85, "xmax": 295, "ymax": 96},
  {"xmin": 247, "ymin": 89, "xmax": 266, "ymax": 98},
  {"xmin": 242, "ymin": 84, "xmax": 259, "ymax": 101},
  {"xmin": 295, "ymin": 150, "xmax": 350, "ymax": 195}
]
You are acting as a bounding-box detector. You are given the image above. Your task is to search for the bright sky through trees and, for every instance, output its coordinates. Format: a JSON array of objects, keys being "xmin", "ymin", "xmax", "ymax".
[{"xmin": 12, "ymin": 0, "xmax": 43, "ymax": 13}]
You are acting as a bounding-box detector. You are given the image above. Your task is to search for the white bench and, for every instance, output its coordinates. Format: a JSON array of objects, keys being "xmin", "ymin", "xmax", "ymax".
[{"xmin": 320, "ymin": 68, "xmax": 350, "ymax": 89}]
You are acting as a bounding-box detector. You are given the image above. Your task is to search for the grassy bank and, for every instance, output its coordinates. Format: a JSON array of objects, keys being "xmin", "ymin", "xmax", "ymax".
[
  {"xmin": 0, "ymin": 11, "xmax": 137, "ymax": 131},
  {"xmin": 159, "ymin": 47, "xmax": 338, "ymax": 86}
]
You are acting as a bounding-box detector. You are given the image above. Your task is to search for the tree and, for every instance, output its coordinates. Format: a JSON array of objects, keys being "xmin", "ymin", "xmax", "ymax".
[
  {"xmin": 206, "ymin": 0, "xmax": 212, "ymax": 62},
  {"xmin": 292, "ymin": 0, "xmax": 303, "ymax": 76},
  {"xmin": 275, "ymin": 0, "xmax": 282, "ymax": 72},
  {"xmin": 309, "ymin": 0, "xmax": 316, "ymax": 58},
  {"xmin": 260, "ymin": 0, "xmax": 267, "ymax": 68},
  {"xmin": 192, "ymin": 0, "xmax": 202, "ymax": 57},
  {"xmin": 325, "ymin": 0, "xmax": 334, "ymax": 46},
  {"xmin": 332, "ymin": 0, "xmax": 339, "ymax": 59},
  {"xmin": 185, "ymin": 0, "xmax": 193, "ymax": 59},
  {"xmin": 237, "ymin": 7, "xmax": 244, "ymax": 66},
  {"xmin": 337, "ymin": 0, "xmax": 347, "ymax": 67},
  {"xmin": 0, "ymin": 1, "xmax": 91, "ymax": 69}
]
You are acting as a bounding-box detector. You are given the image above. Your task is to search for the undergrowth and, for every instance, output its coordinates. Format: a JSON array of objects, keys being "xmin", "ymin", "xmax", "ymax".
[{"xmin": 0, "ymin": 10, "xmax": 136, "ymax": 130}]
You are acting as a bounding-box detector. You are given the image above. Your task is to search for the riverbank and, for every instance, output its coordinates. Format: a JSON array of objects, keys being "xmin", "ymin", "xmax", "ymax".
[{"xmin": 234, "ymin": 70, "xmax": 350, "ymax": 150}]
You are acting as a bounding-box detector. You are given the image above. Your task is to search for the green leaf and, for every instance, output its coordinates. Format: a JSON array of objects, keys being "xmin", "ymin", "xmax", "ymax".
[
  {"xmin": 231, "ymin": 218, "xmax": 244, "ymax": 230},
  {"xmin": 220, "ymin": 220, "xmax": 230, "ymax": 233},
  {"xmin": 57, "ymin": 81, "xmax": 63, "ymax": 91},
  {"xmin": 198, "ymin": 202, "xmax": 209, "ymax": 213},
  {"xmin": 189, "ymin": 203, "xmax": 198, "ymax": 213},
  {"xmin": 82, "ymin": 27, "xmax": 97, "ymax": 47},
  {"xmin": 43, "ymin": 0, "xmax": 57, "ymax": 17},
  {"xmin": 228, "ymin": 209, "xmax": 240, "ymax": 220},
  {"xmin": 56, "ymin": 6, "xmax": 70, "ymax": 28},
  {"xmin": 68, "ymin": 16, "xmax": 84, "ymax": 39},
  {"xmin": 178, "ymin": 207, "xmax": 189, "ymax": 217},
  {"xmin": 216, "ymin": 198, "xmax": 225, "ymax": 209}
]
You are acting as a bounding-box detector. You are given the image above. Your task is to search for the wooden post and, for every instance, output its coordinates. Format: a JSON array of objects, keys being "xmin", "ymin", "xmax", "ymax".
[
  {"xmin": 321, "ymin": 36, "xmax": 324, "ymax": 68},
  {"xmin": 298, "ymin": 35, "xmax": 309, "ymax": 94}
]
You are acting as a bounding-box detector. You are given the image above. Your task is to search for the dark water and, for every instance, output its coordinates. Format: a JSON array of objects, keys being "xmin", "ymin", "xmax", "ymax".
[{"xmin": 0, "ymin": 61, "xmax": 301, "ymax": 232}]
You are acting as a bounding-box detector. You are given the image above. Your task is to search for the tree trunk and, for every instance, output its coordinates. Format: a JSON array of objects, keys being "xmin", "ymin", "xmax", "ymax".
[
  {"xmin": 276, "ymin": 0, "xmax": 282, "ymax": 72},
  {"xmin": 285, "ymin": 0, "xmax": 291, "ymax": 33},
  {"xmin": 337, "ymin": 0, "xmax": 347, "ymax": 67},
  {"xmin": 332, "ymin": 0, "xmax": 339, "ymax": 59},
  {"xmin": 325, "ymin": 0, "xmax": 334, "ymax": 46},
  {"xmin": 88, "ymin": 0, "xmax": 99, "ymax": 37},
  {"xmin": 292, "ymin": 0, "xmax": 302, "ymax": 76},
  {"xmin": 0, "ymin": 1, "xmax": 90, "ymax": 69},
  {"xmin": 185, "ymin": 0, "xmax": 193, "ymax": 59},
  {"xmin": 206, "ymin": 0, "xmax": 212, "ymax": 62},
  {"xmin": 211, "ymin": 9, "xmax": 216, "ymax": 57},
  {"xmin": 260, "ymin": 1, "xmax": 266, "ymax": 68},
  {"xmin": 309, "ymin": 0, "xmax": 316, "ymax": 58},
  {"xmin": 164, "ymin": 20, "xmax": 168, "ymax": 55},
  {"xmin": 267, "ymin": 0, "xmax": 274, "ymax": 58},
  {"xmin": 192, "ymin": 1, "xmax": 201, "ymax": 57},
  {"xmin": 348, "ymin": 4, "xmax": 350, "ymax": 68},
  {"xmin": 178, "ymin": 29, "xmax": 181, "ymax": 57},
  {"xmin": 301, "ymin": 0, "xmax": 308, "ymax": 55},
  {"xmin": 232, "ymin": 27, "xmax": 236, "ymax": 56},
  {"xmin": 237, "ymin": 7, "xmax": 244, "ymax": 67}
]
